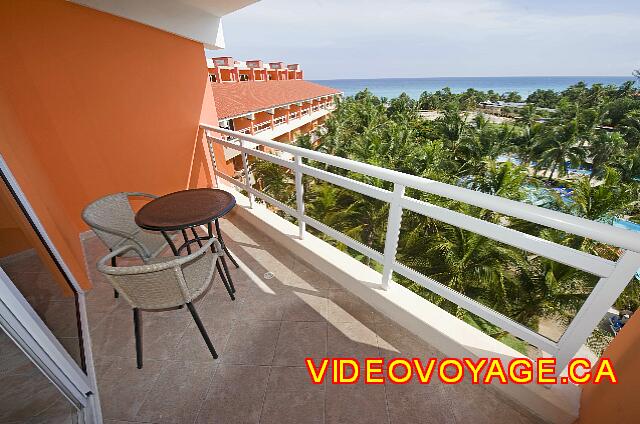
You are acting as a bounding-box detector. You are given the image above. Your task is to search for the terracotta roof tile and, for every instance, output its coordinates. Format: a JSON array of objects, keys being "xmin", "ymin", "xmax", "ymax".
[{"xmin": 211, "ymin": 80, "xmax": 342, "ymax": 119}]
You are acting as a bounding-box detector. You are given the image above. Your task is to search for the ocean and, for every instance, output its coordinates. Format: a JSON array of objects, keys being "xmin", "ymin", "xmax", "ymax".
[{"xmin": 312, "ymin": 76, "xmax": 634, "ymax": 99}]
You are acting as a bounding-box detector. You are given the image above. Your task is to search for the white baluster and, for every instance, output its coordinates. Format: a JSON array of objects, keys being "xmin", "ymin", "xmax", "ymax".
[{"xmin": 381, "ymin": 184, "xmax": 405, "ymax": 290}]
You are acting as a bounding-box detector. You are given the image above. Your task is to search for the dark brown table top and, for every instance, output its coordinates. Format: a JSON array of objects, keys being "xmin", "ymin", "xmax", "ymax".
[{"xmin": 135, "ymin": 188, "xmax": 236, "ymax": 231}]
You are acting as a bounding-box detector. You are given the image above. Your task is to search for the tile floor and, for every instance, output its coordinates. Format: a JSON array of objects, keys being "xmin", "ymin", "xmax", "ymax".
[{"xmin": 82, "ymin": 213, "xmax": 545, "ymax": 424}]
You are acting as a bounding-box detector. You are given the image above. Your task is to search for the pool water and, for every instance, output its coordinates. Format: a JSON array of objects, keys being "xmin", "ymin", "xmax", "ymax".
[
  {"xmin": 525, "ymin": 185, "xmax": 640, "ymax": 280},
  {"xmin": 568, "ymin": 169, "xmax": 592, "ymax": 176},
  {"xmin": 524, "ymin": 184, "xmax": 573, "ymax": 206},
  {"xmin": 496, "ymin": 155, "xmax": 522, "ymax": 166},
  {"xmin": 613, "ymin": 219, "xmax": 640, "ymax": 232}
]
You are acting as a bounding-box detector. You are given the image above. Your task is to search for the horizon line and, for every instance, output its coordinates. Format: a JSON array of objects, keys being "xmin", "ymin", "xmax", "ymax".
[{"xmin": 310, "ymin": 75, "xmax": 635, "ymax": 81}]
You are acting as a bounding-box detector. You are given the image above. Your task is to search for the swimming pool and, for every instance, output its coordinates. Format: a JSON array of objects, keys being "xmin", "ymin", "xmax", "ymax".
[
  {"xmin": 524, "ymin": 187, "xmax": 640, "ymax": 280},
  {"xmin": 613, "ymin": 218, "xmax": 640, "ymax": 232}
]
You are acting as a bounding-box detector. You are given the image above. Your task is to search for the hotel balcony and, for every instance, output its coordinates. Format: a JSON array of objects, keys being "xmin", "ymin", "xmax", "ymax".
[
  {"xmin": 2, "ymin": 2, "xmax": 637, "ymax": 423},
  {"xmin": 70, "ymin": 121, "xmax": 639, "ymax": 423},
  {"xmin": 221, "ymin": 101, "xmax": 336, "ymax": 165},
  {"xmin": 194, "ymin": 125, "xmax": 640, "ymax": 424},
  {"xmin": 81, "ymin": 201, "xmax": 545, "ymax": 424},
  {"xmin": 253, "ymin": 106, "xmax": 334, "ymax": 138},
  {"xmin": 207, "ymin": 58, "xmax": 304, "ymax": 83}
]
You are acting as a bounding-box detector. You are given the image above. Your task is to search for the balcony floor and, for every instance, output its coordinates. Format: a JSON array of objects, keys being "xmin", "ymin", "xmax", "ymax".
[{"xmin": 82, "ymin": 213, "xmax": 544, "ymax": 424}]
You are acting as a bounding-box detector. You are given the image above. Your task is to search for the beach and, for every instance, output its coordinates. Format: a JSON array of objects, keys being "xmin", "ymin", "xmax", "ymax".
[{"xmin": 313, "ymin": 76, "xmax": 634, "ymax": 98}]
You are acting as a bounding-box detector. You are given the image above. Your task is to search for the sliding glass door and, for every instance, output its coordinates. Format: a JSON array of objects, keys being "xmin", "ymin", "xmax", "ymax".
[{"xmin": 0, "ymin": 155, "xmax": 100, "ymax": 423}]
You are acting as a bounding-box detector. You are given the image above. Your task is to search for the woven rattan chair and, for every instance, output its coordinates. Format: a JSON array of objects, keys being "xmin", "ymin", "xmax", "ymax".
[
  {"xmin": 97, "ymin": 238, "xmax": 224, "ymax": 368},
  {"xmin": 82, "ymin": 192, "xmax": 170, "ymax": 298}
]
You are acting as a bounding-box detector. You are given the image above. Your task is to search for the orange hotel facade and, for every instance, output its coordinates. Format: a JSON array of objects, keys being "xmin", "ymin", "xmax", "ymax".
[{"xmin": 207, "ymin": 57, "xmax": 342, "ymax": 172}]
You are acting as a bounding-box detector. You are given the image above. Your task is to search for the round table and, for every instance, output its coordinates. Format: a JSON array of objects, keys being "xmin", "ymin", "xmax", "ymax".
[{"xmin": 135, "ymin": 188, "xmax": 238, "ymax": 298}]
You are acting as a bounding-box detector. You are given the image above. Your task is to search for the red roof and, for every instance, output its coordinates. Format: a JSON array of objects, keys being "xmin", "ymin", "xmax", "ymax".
[{"xmin": 211, "ymin": 80, "xmax": 342, "ymax": 119}]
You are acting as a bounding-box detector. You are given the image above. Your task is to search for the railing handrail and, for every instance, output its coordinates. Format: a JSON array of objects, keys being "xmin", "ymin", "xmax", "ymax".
[{"xmin": 201, "ymin": 124, "xmax": 640, "ymax": 253}]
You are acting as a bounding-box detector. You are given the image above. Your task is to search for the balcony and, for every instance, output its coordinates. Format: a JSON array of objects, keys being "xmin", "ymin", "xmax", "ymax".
[
  {"xmin": 222, "ymin": 108, "xmax": 333, "ymax": 162},
  {"xmin": 82, "ymin": 211, "xmax": 542, "ymax": 424},
  {"xmin": 274, "ymin": 115, "xmax": 287, "ymax": 126},
  {"xmin": 203, "ymin": 125, "xmax": 640, "ymax": 423}
]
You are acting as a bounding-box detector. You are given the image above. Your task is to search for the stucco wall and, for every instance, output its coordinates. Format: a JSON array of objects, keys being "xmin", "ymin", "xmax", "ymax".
[
  {"xmin": 578, "ymin": 313, "xmax": 640, "ymax": 422},
  {"xmin": 0, "ymin": 0, "xmax": 218, "ymax": 288}
]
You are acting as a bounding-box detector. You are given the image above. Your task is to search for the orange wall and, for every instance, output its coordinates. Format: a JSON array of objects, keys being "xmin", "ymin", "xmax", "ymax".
[
  {"xmin": 0, "ymin": 191, "xmax": 32, "ymax": 258},
  {"xmin": 0, "ymin": 0, "xmax": 218, "ymax": 288},
  {"xmin": 578, "ymin": 313, "xmax": 640, "ymax": 423}
]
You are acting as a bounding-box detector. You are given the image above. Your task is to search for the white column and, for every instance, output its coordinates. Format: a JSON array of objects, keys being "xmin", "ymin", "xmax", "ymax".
[
  {"xmin": 381, "ymin": 183, "xmax": 405, "ymax": 290},
  {"xmin": 555, "ymin": 250, "xmax": 640, "ymax": 371},
  {"xmin": 240, "ymin": 139, "xmax": 254, "ymax": 208},
  {"xmin": 294, "ymin": 155, "xmax": 306, "ymax": 239},
  {"xmin": 206, "ymin": 133, "xmax": 219, "ymax": 188}
]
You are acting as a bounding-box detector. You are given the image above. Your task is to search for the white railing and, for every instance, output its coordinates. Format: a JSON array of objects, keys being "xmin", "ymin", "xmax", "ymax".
[
  {"xmin": 274, "ymin": 116, "xmax": 287, "ymax": 126},
  {"xmin": 202, "ymin": 124, "xmax": 640, "ymax": 372},
  {"xmin": 226, "ymin": 127, "xmax": 250, "ymax": 140},
  {"xmin": 253, "ymin": 120, "xmax": 272, "ymax": 133},
  {"xmin": 301, "ymin": 109, "xmax": 309, "ymax": 116}
]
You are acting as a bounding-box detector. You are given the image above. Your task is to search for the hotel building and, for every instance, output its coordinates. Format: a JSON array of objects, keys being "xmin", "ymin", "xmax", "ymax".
[{"xmin": 207, "ymin": 57, "xmax": 342, "ymax": 171}]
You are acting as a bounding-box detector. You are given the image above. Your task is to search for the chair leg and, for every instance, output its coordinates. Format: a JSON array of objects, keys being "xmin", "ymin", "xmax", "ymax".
[
  {"xmin": 216, "ymin": 260, "xmax": 235, "ymax": 301},
  {"xmin": 186, "ymin": 302, "xmax": 218, "ymax": 359},
  {"xmin": 215, "ymin": 219, "xmax": 239, "ymax": 269},
  {"xmin": 133, "ymin": 308, "xmax": 143, "ymax": 369},
  {"xmin": 219, "ymin": 256, "xmax": 236, "ymax": 294},
  {"xmin": 111, "ymin": 255, "xmax": 119, "ymax": 298}
]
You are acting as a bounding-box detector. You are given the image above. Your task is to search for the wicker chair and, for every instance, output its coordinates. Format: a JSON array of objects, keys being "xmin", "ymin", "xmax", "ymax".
[
  {"xmin": 97, "ymin": 238, "xmax": 224, "ymax": 368},
  {"xmin": 82, "ymin": 192, "xmax": 170, "ymax": 297}
]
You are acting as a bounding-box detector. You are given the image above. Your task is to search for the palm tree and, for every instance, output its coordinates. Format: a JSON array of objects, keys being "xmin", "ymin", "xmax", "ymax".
[
  {"xmin": 588, "ymin": 131, "xmax": 627, "ymax": 180},
  {"xmin": 565, "ymin": 168, "xmax": 636, "ymax": 224},
  {"xmin": 437, "ymin": 106, "xmax": 468, "ymax": 145},
  {"xmin": 277, "ymin": 87, "xmax": 640, "ymax": 346},
  {"xmin": 465, "ymin": 161, "xmax": 528, "ymax": 202},
  {"xmin": 535, "ymin": 120, "xmax": 586, "ymax": 180},
  {"xmin": 398, "ymin": 205, "xmax": 523, "ymax": 320},
  {"xmin": 250, "ymin": 159, "xmax": 295, "ymax": 207}
]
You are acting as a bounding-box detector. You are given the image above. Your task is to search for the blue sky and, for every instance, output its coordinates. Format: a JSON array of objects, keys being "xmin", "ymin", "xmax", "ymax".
[{"xmin": 210, "ymin": 0, "xmax": 640, "ymax": 80}]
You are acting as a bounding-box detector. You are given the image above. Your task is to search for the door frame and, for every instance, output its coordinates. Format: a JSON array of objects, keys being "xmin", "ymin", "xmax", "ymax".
[{"xmin": 0, "ymin": 154, "xmax": 102, "ymax": 423}]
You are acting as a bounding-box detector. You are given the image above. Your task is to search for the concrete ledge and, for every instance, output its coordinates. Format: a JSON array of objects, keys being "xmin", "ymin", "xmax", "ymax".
[{"xmin": 226, "ymin": 187, "xmax": 580, "ymax": 424}]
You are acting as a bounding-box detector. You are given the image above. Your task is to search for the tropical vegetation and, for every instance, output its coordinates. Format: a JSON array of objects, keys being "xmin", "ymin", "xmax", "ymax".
[{"xmin": 249, "ymin": 76, "xmax": 640, "ymax": 354}]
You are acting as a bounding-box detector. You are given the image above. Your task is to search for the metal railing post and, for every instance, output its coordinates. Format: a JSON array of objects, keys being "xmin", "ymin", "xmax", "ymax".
[
  {"xmin": 206, "ymin": 132, "xmax": 219, "ymax": 188},
  {"xmin": 240, "ymin": 139, "xmax": 254, "ymax": 208},
  {"xmin": 294, "ymin": 155, "xmax": 306, "ymax": 239},
  {"xmin": 381, "ymin": 183, "xmax": 405, "ymax": 290},
  {"xmin": 555, "ymin": 250, "xmax": 640, "ymax": 372}
]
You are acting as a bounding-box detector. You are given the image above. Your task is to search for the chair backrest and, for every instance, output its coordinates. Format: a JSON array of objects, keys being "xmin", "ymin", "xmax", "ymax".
[
  {"xmin": 82, "ymin": 193, "xmax": 140, "ymax": 250},
  {"xmin": 97, "ymin": 240, "xmax": 219, "ymax": 309}
]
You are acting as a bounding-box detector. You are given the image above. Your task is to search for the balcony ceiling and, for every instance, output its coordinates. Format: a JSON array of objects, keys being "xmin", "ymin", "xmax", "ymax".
[{"xmin": 69, "ymin": 0, "xmax": 259, "ymax": 49}]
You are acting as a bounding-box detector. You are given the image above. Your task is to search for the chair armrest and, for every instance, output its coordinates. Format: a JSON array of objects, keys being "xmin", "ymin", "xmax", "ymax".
[
  {"xmin": 175, "ymin": 238, "xmax": 220, "ymax": 266},
  {"xmin": 98, "ymin": 238, "xmax": 219, "ymax": 276},
  {"xmin": 98, "ymin": 245, "xmax": 147, "ymax": 270}
]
